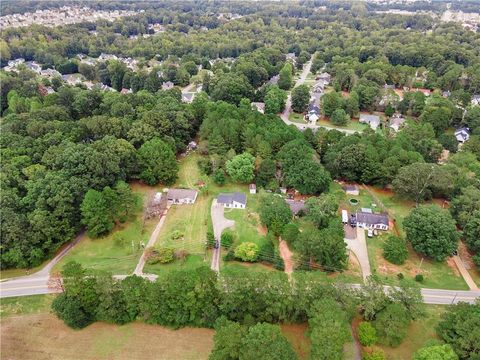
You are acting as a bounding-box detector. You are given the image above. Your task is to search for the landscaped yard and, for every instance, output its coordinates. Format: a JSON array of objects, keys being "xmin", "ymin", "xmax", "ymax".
[{"xmin": 0, "ymin": 294, "xmax": 55, "ymax": 318}]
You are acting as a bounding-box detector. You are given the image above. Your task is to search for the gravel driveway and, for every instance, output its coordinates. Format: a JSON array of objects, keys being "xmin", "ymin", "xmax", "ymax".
[{"xmin": 210, "ymin": 200, "xmax": 235, "ymax": 272}]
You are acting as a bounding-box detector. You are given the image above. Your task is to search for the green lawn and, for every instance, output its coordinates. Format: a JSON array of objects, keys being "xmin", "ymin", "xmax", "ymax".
[
  {"xmin": 289, "ymin": 112, "xmax": 306, "ymax": 124},
  {"xmin": 54, "ymin": 187, "xmax": 155, "ymax": 274},
  {"xmin": 376, "ymin": 305, "xmax": 447, "ymax": 360},
  {"xmin": 0, "ymin": 294, "xmax": 55, "ymax": 318},
  {"xmin": 0, "ymin": 261, "xmax": 49, "ymax": 280},
  {"xmin": 224, "ymin": 207, "xmax": 268, "ymax": 248},
  {"xmin": 317, "ymin": 118, "xmax": 368, "ymax": 132},
  {"xmin": 144, "ymin": 254, "xmax": 208, "ymax": 277}
]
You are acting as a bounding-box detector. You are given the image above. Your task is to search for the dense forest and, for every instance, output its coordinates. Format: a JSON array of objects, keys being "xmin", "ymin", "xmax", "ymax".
[{"xmin": 1, "ymin": 1, "xmax": 480, "ymax": 271}]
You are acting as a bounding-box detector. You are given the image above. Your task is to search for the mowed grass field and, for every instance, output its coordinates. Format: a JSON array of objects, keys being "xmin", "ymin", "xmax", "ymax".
[
  {"xmin": 53, "ymin": 185, "xmax": 157, "ymax": 275},
  {"xmin": 1, "ymin": 313, "xmax": 214, "ymax": 360}
]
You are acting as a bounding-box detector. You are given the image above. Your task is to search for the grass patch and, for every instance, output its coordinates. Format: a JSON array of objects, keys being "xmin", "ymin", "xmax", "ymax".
[
  {"xmin": 224, "ymin": 208, "xmax": 267, "ymax": 248},
  {"xmin": 0, "ymin": 313, "xmax": 214, "ymax": 360},
  {"xmin": 317, "ymin": 118, "xmax": 368, "ymax": 132},
  {"xmin": 289, "ymin": 112, "xmax": 306, "ymax": 124},
  {"xmin": 221, "ymin": 261, "xmax": 276, "ymax": 275},
  {"xmin": 377, "ymin": 305, "xmax": 446, "ymax": 360},
  {"xmin": 0, "ymin": 261, "xmax": 48, "ymax": 280},
  {"xmin": 54, "ymin": 188, "xmax": 155, "ymax": 274},
  {"xmin": 144, "ymin": 254, "xmax": 208, "ymax": 277},
  {"xmin": 0, "ymin": 294, "xmax": 55, "ymax": 318}
]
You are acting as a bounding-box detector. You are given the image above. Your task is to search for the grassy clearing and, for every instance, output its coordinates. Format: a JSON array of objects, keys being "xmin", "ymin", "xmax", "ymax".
[
  {"xmin": 0, "ymin": 261, "xmax": 49, "ymax": 280},
  {"xmin": 376, "ymin": 305, "xmax": 446, "ymax": 360},
  {"xmin": 0, "ymin": 294, "xmax": 54, "ymax": 318},
  {"xmin": 144, "ymin": 254, "xmax": 208, "ymax": 276},
  {"xmin": 317, "ymin": 118, "xmax": 368, "ymax": 132},
  {"xmin": 0, "ymin": 313, "xmax": 214, "ymax": 360},
  {"xmin": 54, "ymin": 187, "xmax": 156, "ymax": 274},
  {"xmin": 221, "ymin": 261, "xmax": 276, "ymax": 276},
  {"xmin": 281, "ymin": 323, "xmax": 311, "ymax": 359},
  {"xmin": 289, "ymin": 112, "xmax": 306, "ymax": 123}
]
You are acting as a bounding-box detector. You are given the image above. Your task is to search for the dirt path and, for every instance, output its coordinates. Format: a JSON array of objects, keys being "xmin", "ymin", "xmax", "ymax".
[
  {"xmin": 134, "ymin": 207, "xmax": 169, "ymax": 275},
  {"xmin": 452, "ymin": 255, "xmax": 479, "ymax": 290},
  {"xmin": 278, "ymin": 239, "xmax": 294, "ymax": 275}
]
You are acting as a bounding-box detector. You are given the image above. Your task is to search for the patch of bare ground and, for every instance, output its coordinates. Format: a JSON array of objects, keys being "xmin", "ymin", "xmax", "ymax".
[
  {"xmin": 1, "ymin": 313, "xmax": 214, "ymax": 360},
  {"xmin": 279, "ymin": 239, "xmax": 294, "ymax": 274},
  {"xmin": 280, "ymin": 323, "xmax": 310, "ymax": 359}
]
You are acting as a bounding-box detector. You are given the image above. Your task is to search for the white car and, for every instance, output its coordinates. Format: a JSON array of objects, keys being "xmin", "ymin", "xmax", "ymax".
[{"xmin": 367, "ymin": 229, "xmax": 374, "ymax": 238}]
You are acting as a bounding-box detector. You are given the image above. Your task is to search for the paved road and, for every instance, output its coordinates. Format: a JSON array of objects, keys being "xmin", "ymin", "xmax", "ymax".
[
  {"xmin": 0, "ymin": 232, "xmax": 83, "ymax": 298},
  {"xmin": 210, "ymin": 200, "xmax": 235, "ymax": 272},
  {"xmin": 134, "ymin": 207, "xmax": 169, "ymax": 275},
  {"xmin": 345, "ymin": 227, "xmax": 372, "ymax": 281}
]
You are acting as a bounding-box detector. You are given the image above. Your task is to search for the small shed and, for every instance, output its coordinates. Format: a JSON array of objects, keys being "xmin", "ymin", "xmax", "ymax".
[
  {"xmin": 343, "ymin": 184, "xmax": 359, "ymax": 196},
  {"xmin": 249, "ymin": 184, "xmax": 257, "ymax": 194}
]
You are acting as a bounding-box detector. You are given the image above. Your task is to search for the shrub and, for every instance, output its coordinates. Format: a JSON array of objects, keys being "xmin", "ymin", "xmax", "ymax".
[
  {"xmin": 397, "ymin": 273, "xmax": 404, "ymax": 280},
  {"xmin": 362, "ymin": 348, "xmax": 386, "ymax": 360},
  {"xmin": 383, "ymin": 235, "xmax": 408, "ymax": 265},
  {"xmin": 234, "ymin": 242, "xmax": 259, "ymax": 262},
  {"xmin": 213, "ymin": 168, "xmax": 226, "ymax": 185},
  {"xmin": 207, "ymin": 230, "xmax": 215, "ymax": 248},
  {"xmin": 358, "ymin": 322, "xmax": 377, "ymax": 346},
  {"xmin": 146, "ymin": 247, "xmax": 175, "ymax": 264},
  {"xmin": 52, "ymin": 293, "xmax": 94, "ymax": 329},
  {"xmin": 170, "ymin": 230, "xmax": 184, "ymax": 240},
  {"xmin": 331, "ymin": 108, "xmax": 350, "ymax": 126},
  {"xmin": 221, "ymin": 231, "xmax": 234, "ymax": 248},
  {"xmin": 415, "ymin": 274, "xmax": 424, "ymax": 283},
  {"xmin": 223, "ymin": 249, "xmax": 235, "ymax": 261},
  {"xmin": 281, "ymin": 223, "xmax": 300, "ymax": 246}
]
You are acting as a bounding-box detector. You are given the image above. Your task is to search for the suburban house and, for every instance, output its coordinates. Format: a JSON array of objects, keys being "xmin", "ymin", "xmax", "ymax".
[
  {"xmin": 162, "ymin": 81, "xmax": 174, "ymax": 90},
  {"xmin": 389, "ymin": 113, "xmax": 406, "ymax": 132},
  {"xmin": 249, "ymin": 184, "xmax": 256, "ymax": 194},
  {"xmin": 286, "ymin": 199, "xmax": 306, "ymax": 216},
  {"xmin": 251, "ymin": 102, "xmax": 265, "ymax": 114},
  {"xmin": 455, "ymin": 127, "xmax": 470, "ymax": 143},
  {"xmin": 313, "ymin": 80, "xmax": 326, "ymax": 93},
  {"xmin": 316, "ymin": 72, "xmax": 331, "ymax": 84},
  {"xmin": 217, "ymin": 192, "xmax": 247, "ymax": 209},
  {"xmin": 359, "ymin": 114, "xmax": 381, "ymax": 130},
  {"xmin": 305, "ymin": 104, "xmax": 320, "ymax": 124},
  {"xmin": 343, "ymin": 184, "xmax": 359, "ymax": 196},
  {"xmin": 166, "ymin": 188, "xmax": 198, "ymax": 205},
  {"xmin": 356, "ymin": 211, "xmax": 389, "ymax": 231},
  {"xmin": 182, "ymin": 93, "xmax": 194, "ymax": 103}
]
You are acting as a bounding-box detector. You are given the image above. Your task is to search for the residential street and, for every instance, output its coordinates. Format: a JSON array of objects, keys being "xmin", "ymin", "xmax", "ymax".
[{"xmin": 210, "ymin": 200, "xmax": 235, "ymax": 272}]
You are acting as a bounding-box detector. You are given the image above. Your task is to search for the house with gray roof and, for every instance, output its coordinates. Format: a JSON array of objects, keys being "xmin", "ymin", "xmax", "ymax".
[
  {"xmin": 286, "ymin": 199, "xmax": 306, "ymax": 216},
  {"xmin": 455, "ymin": 127, "xmax": 470, "ymax": 143},
  {"xmin": 167, "ymin": 188, "xmax": 198, "ymax": 204},
  {"xmin": 359, "ymin": 114, "xmax": 381, "ymax": 130},
  {"xmin": 217, "ymin": 192, "xmax": 247, "ymax": 209},
  {"xmin": 389, "ymin": 113, "xmax": 406, "ymax": 132},
  {"xmin": 356, "ymin": 211, "xmax": 389, "ymax": 231}
]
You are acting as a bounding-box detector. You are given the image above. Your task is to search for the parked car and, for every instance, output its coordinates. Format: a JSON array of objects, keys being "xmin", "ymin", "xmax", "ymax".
[
  {"xmin": 350, "ymin": 214, "xmax": 357, "ymax": 227},
  {"xmin": 367, "ymin": 229, "xmax": 374, "ymax": 238}
]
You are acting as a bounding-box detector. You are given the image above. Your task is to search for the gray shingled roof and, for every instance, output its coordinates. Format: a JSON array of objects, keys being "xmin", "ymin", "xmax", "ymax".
[
  {"xmin": 286, "ymin": 200, "xmax": 306, "ymax": 215},
  {"xmin": 217, "ymin": 192, "xmax": 247, "ymax": 205},
  {"xmin": 356, "ymin": 212, "xmax": 389, "ymax": 226},
  {"xmin": 167, "ymin": 188, "xmax": 198, "ymax": 201}
]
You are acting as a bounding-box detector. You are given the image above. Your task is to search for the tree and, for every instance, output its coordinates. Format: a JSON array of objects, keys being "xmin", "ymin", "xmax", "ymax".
[
  {"xmin": 413, "ymin": 344, "xmax": 458, "ymax": 360},
  {"xmin": 264, "ymin": 86, "xmax": 287, "ymax": 114},
  {"xmin": 209, "ymin": 318, "xmax": 246, "ymax": 360},
  {"xmin": 281, "ymin": 223, "xmax": 300, "ymax": 246},
  {"xmin": 382, "ymin": 235, "xmax": 408, "ymax": 265},
  {"xmin": 221, "ymin": 231, "xmax": 234, "ymax": 249},
  {"xmin": 52, "ymin": 293, "xmax": 94, "ymax": 329},
  {"xmin": 374, "ymin": 303, "xmax": 410, "ymax": 347},
  {"xmin": 278, "ymin": 63, "xmax": 293, "ymax": 90},
  {"xmin": 226, "ymin": 152, "xmax": 255, "ymax": 183},
  {"xmin": 256, "ymin": 159, "xmax": 276, "ymax": 188},
  {"xmin": 138, "ymin": 138, "xmax": 178, "ymax": 185},
  {"xmin": 321, "ymin": 91, "xmax": 343, "ymax": 117},
  {"xmin": 392, "ymin": 163, "xmax": 452, "ymax": 206},
  {"xmin": 211, "ymin": 73, "xmax": 253, "ymax": 105},
  {"xmin": 213, "ymin": 168, "xmax": 226, "ymax": 185},
  {"xmin": 331, "ymin": 108, "xmax": 349, "ymax": 126},
  {"xmin": 358, "ymin": 322, "xmax": 377, "ymax": 346},
  {"xmin": 240, "ymin": 323, "xmax": 298, "ymax": 360},
  {"xmin": 344, "ymin": 91, "xmax": 360, "ymax": 117},
  {"xmin": 291, "ymin": 85, "xmax": 310, "ymax": 113},
  {"xmin": 436, "ymin": 301, "xmax": 480, "ymax": 360},
  {"xmin": 305, "ymin": 194, "xmax": 338, "ymax": 229},
  {"xmin": 234, "ymin": 242, "xmax": 259, "ymax": 262},
  {"xmin": 404, "ymin": 206, "xmax": 459, "ymax": 261},
  {"xmin": 259, "ymin": 193, "xmax": 293, "ymax": 236},
  {"xmin": 81, "ymin": 189, "xmax": 114, "ymax": 238}
]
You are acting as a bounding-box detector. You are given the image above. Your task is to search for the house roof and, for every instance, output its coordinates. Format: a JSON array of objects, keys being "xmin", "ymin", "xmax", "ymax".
[
  {"xmin": 308, "ymin": 104, "xmax": 320, "ymax": 114},
  {"xmin": 251, "ymin": 102, "xmax": 265, "ymax": 112},
  {"xmin": 249, "ymin": 184, "xmax": 256, "ymax": 189},
  {"xmin": 356, "ymin": 211, "xmax": 388, "ymax": 226},
  {"xmin": 286, "ymin": 199, "xmax": 306, "ymax": 215},
  {"xmin": 217, "ymin": 192, "xmax": 247, "ymax": 205},
  {"xmin": 359, "ymin": 114, "xmax": 380, "ymax": 123},
  {"xmin": 343, "ymin": 184, "xmax": 358, "ymax": 192},
  {"xmin": 167, "ymin": 188, "xmax": 198, "ymax": 201}
]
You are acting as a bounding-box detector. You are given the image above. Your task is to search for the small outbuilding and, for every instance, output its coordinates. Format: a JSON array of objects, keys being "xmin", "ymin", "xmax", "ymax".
[
  {"xmin": 286, "ymin": 199, "xmax": 306, "ymax": 216},
  {"xmin": 343, "ymin": 184, "xmax": 359, "ymax": 196},
  {"xmin": 217, "ymin": 192, "xmax": 247, "ymax": 209},
  {"xmin": 249, "ymin": 184, "xmax": 257, "ymax": 194},
  {"xmin": 251, "ymin": 102, "xmax": 265, "ymax": 114}
]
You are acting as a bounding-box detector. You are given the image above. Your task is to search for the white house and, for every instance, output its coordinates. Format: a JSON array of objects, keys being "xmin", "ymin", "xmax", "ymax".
[
  {"xmin": 359, "ymin": 114, "xmax": 381, "ymax": 130},
  {"xmin": 166, "ymin": 188, "xmax": 198, "ymax": 205},
  {"xmin": 455, "ymin": 127, "xmax": 470, "ymax": 143},
  {"xmin": 217, "ymin": 192, "xmax": 247, "ymax": 209},
  {"xmin": 251, "ymin": 102, "xmax": 265, "ymax": 114},
  {"xmin": 356, "ymin": 211, "xmax": 389, "ymax": 231},
  {"xmin": 472, "ymin": 95, "xmax": 480, "ymax": 106},
  {"xmin": 305, "ymin": 104, "xmax": 320, "ymax": 124}
]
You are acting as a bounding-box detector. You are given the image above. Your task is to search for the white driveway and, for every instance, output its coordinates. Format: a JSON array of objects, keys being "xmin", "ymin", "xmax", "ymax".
[
  {"xmin": 345, "ymin": 227, "xmax": 371, "ymax": 282},
  {"xmin": 210, "ymin": 200, "xmax": 235, "ymax": 272}
]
